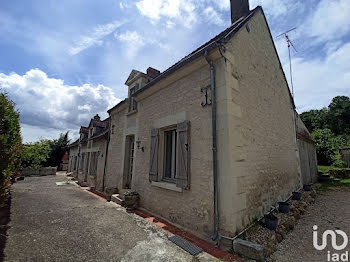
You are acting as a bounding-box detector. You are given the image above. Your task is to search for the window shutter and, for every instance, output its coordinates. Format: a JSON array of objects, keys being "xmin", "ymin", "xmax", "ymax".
[
  {"xmin": 149, "ymin": 128, "xmax": 159, "ymax": 182},
  {"xmin": 176, "ymin": 120, "xmax": 190, "ymax": 189}
]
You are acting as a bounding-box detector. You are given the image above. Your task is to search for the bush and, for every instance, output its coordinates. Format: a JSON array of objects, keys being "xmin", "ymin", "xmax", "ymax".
[
  {"xmin": 21, "ymin": 140, "xmax": 51, "ymax": 168},
  {"xmin": 20, "ymin": 132, "xmax": 70, "ymax": 169},
  {"xmin": 312, "ymin": 128, "xmax": 349, "ymax": 166},
  {"xmin": 0, "ymin": 92, "xmax": 22, "ymax": 182}
]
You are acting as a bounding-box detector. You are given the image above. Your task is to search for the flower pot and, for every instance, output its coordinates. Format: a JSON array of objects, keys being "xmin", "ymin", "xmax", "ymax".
[
  {"xmin": 264, "ymin": 214, "xmax": 278, "ymax": 230},
  {"xmin": 292, "ymin": 192, "xmax": 301, "ymax": 200},
  {"xmin": 303, "ymin": 184, "xmax": 312, "ymax": 191},
  {"xmin": 278, "ymin": 202, "xmax": 290, "ymax": 213},
  {"xmin": 123, "ymin": 193, "xmax": 139, "ymax": 210}
]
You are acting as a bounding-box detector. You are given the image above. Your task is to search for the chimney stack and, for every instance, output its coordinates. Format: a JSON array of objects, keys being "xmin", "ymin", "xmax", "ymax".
[{"xmin": 230, "ymin": 0, "xmax": 250, "ymax": 24}]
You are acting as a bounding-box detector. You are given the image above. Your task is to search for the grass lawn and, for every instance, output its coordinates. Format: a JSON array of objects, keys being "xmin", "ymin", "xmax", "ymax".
[
  {"xmin": 318, "ymin": 165, "xmax": 350, "ymax": 173},
  {"xmin": 340, "ymin": 179, "xmax": 350, "ymax": 184}
]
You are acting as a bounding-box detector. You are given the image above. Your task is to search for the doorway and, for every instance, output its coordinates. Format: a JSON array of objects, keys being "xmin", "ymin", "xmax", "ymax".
[
  {"xmin": 124, "ymin": 135, "xmax": 135, "ymax": 189},
  {"xmin": 85, "ymin": 152, "xmax": 90, "ymax": 182}
]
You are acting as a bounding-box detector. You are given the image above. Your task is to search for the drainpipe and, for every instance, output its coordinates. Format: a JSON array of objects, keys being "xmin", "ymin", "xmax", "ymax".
[
  {"xmin": 204, "ymin": 50, "xmax": 219, "ymax": 241},
  {"xmin": 102, "ymin": 116, "xmax": 111, "ymax": 192}
]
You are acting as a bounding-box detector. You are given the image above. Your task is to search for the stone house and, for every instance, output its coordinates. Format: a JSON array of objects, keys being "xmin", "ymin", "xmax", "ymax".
[
  {"xmin": 68, "ymin": 1, "xmax": 317, "ymax": 242},
  {"xmin": 68, "ymin": 115, "xmax": 109, "ymax": 191}
]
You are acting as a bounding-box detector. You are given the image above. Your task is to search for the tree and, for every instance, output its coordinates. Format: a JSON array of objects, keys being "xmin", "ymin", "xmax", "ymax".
[
  {"xmin": 21, "ymin": 140, "xmax": 51, "ymax": 168},
  {"xmin": 0, "ymin": 92, "xmax": 22, "ymax": 181},
  {"xmin": 328, "ymin": 96, "xmax": 350, "ymax": 135},
  {"xmin": 44, "ymin": 132, "xmax": 70, "ymax": 168},
  {"xmin": 311, "ymin": 129, "xmax": 335, "ymax": 165},
  {"xmin": 311, "ymin": 128, "xmax": 350, "ymax": 166},
  {"xmin": 300, "ymin": 108, "xmax": 330, "ymax": 133},
  {"xmin": 301, "ymin": 96, "xmax": 350, "ymax": 136}
]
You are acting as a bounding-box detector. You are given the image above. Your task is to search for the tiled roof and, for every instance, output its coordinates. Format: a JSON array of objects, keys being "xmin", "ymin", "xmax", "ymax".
[
  {"xmin": 107, "ymin": 6, "xmax": 260, "ymax": 113},
  {"xmin": 68, "ymin": 139, "xmax": 79, "ymax": 148}
]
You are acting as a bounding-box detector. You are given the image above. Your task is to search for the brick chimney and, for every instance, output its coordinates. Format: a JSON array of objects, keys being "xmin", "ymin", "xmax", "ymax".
[
  {"xmin": 230, "ymin": 0, "xmax": 250, "ymax": 24},
  {"xmin": 93, "ymin": 114, "xmax": 100, "ymax": 121},
  {"xmin": 146, "ymin": 67, "xmax": 161, "ymax": 79}
]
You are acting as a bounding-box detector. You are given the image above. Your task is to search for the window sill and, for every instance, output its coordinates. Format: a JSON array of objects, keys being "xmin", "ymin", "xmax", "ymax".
[
  {"xmin": 127, "ymin": 109, "xmax": 137, "ymax": 116},
  {"xmin": 151, "ymin": 181, "xmax": 182, "ymax": 192}
]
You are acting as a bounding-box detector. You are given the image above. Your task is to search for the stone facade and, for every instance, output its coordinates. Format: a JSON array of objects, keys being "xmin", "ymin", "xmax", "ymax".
[
  {"xmin": 105, "ymin": 63, "xmax": 214, "ymax": 238},
  {"xmin": 68, "ymin": 115, "xmax": 109, "ymax": 191},
  {"xmin": 296, "ymin": 115, "xmax": 318, "ymax": 184},
  {"xmin": 215, "ymin": 10, "xmax": 301, "ymax": 235},
  {"xmin": 102, "ymin": 8, "xmax": 306, "ymax": 239},
  {"xmin": 67, "ymin": 7, "xmax": 316, "ymax": 241}
]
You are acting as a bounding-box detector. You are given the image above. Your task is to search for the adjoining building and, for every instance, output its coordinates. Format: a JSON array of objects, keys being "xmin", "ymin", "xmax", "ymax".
[{"xmin": 68, "ymin": 115, "xmax": 109, "ymax": 191}]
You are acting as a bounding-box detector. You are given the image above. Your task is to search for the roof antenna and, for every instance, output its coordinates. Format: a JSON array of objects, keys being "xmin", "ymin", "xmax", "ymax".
[{"xmin": 276, "ymin": 27, "xmax": 297, "ymax": 98}]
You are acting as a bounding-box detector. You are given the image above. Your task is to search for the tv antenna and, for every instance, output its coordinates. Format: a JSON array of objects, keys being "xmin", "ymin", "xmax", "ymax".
[{"xmin": 276, "ymin": 27, "xmax": 297, "ymax": 98}]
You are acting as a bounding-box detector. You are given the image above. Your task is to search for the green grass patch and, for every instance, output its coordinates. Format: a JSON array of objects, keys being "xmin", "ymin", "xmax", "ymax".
[
  {"xmin": 319, "ymin": 179, "xmax": 350, "ymax": 191},
  {"xmin": 340, "ymin": 179, "xmax": 350, "ymax": 184},
  {"xmin": 318, "ymin": 165, "xmax": 350, "ymax": 173}
]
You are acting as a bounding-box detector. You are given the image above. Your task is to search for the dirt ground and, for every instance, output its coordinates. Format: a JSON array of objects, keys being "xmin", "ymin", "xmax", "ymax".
[{"xmin": 269, "ymin": 187, "xmax": 350, "ymax": 262}]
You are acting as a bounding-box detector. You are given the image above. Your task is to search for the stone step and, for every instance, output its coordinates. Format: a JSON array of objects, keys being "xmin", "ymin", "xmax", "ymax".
[{"xmin": 111, "ymin": 194, "xmax": 125, "ymax": 205}]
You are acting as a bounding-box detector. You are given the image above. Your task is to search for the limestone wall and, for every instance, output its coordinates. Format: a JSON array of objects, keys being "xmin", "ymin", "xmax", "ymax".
[
  {"xmin": 106, "ymin": 60, "xmax": 215, "ymax": 239},
  {"xmin": 20, "ymin": 167, "xmax": 57, "ymax": 176},
  {"xmin": 217, "ymin": 9, "xmax": 301, "ymax": 235}
]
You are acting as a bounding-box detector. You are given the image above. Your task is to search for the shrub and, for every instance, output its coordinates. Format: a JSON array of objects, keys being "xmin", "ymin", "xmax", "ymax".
[{"xmin": 0, "ymin": 92, "xmax": 22, "ymax": 182}]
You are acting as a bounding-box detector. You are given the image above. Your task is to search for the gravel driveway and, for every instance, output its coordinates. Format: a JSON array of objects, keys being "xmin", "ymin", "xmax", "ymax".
[
  {"xmin": 269, "ymin": 187, "xmax": 350, "ymax": 262},
  {"xmin": 4, "ymin": 173, "xmax": 215, "ymax": 262}
]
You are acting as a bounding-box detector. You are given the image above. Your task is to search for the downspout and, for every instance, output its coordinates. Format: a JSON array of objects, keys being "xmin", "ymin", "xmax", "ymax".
[
  {"xmin": 102, "ymin": 116, "xmax": 111, "ymax": 192},
  {"xmin": 204, "ymin": 50, "xmax": 219, "ymax": 241}
]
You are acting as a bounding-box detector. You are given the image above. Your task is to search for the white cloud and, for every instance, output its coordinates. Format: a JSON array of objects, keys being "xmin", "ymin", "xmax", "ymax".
[
  {"xmin": 136, "ymin": 0, "xmax": 197, "ymax": 28},
  {"xmin": 116, "ymin": 30, "xmax": 172, "ymax": 59},
  {"xmin": 288, "ymin": 42, "xmax": 350, "ymax": 112},
  {"xmin": 203, "ymin": 6, "xmax": 224, "ymax": 26},
  {"xmin": 213, "ymin": 0, "xmax": 230, "ymax": 11},
  {"xmin": 0, "ymin": 69, "xmax": 120, "ymax": 141},
  {"xmin": 69, "ymin": 20, "xmax": 124, "ymax": 55},
  {"xmin": 303, "ymin": 0, "xmax": 350, "ymax": 42},
  {"xmin": 117, "ymin": 31, "xmax": 146, "ymax": 59},
  {"xmin": 249, "ymin": 0, "xmax": 298, "ymax": 18},
  {"xmin": 165, "ymin": 20, "xmax": 176, "ymax": 28}
]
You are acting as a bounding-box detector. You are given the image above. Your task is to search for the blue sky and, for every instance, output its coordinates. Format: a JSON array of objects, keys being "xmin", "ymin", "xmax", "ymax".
[{"xmin": 0, "ymin": 0, "xmax": 349, "ymax": 143}]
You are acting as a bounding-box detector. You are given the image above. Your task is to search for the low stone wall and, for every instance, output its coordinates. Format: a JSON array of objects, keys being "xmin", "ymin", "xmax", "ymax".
[
  {"xmin": 329, "ymin": 169, "xmax": 350, "ymax": 179},
  {"xmin": 20, "ymin": 167, "xmax": 57, "ymax": 177}
]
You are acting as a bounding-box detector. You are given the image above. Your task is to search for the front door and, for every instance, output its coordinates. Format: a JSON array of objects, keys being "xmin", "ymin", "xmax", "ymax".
[
  {"xmin": 125, "ymin": 136, "xmax": 135, "ymax": 189},
  {"xmin": 85, "ymin": 152, "xmax": 90, "ymax": 182}
]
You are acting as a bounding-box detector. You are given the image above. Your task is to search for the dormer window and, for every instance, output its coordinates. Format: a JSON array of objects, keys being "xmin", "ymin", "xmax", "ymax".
[{"xmin": 129, "ymin": 85, "xmax": 138, "ymax": 112}]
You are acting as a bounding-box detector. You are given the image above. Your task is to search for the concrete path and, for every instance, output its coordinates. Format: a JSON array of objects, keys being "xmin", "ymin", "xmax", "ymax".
[
  {"xmin": 269, "ymin": 188, "xmax": 350, "ymax": 262},
  {"xmin": 4, "ymin": 174, "xmax": 215, "ymax": 262}
]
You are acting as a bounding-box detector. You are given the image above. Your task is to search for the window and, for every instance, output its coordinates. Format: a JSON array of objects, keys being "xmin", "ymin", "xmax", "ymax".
[
  {"xmin": 149, "ymin": 121, "xmax": 190, "ymax": 189},
  {"xmin": 129, "ymin": 85, "xmax": 138, "ymax": 112},
  {"xmin": 163, "ymin": 129, "xmax": 177, "ymax": 181}
]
